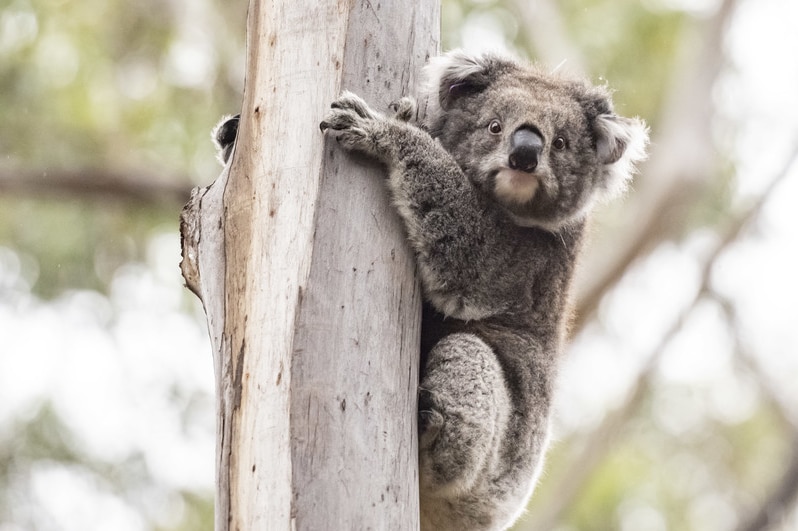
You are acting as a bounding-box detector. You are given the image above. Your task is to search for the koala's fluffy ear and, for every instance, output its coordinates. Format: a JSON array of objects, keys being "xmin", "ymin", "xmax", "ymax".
[
  {"xmin": 573, "ymin": 83, "xmax": 649, "ymax": 199},
  {"xmin": 592, "ymin": 112, "xmax": 649, "ymax": 200},
  {"xmin": 424, "ymin": 50, "xmax": 508, "ymax": 113}
]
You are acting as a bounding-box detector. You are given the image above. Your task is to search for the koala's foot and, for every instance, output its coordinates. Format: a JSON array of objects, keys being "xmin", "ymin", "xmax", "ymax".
[
  {"xmin": 418, "ymin": 389, "xmax": 444, "ymax": 442},
  {"xmin": 419, "ymin": 332, "xmax": 510, "ymax": 496},
  {"xmin": 389, "ymin": 96, "xmax": 417, "ymax": 122}
]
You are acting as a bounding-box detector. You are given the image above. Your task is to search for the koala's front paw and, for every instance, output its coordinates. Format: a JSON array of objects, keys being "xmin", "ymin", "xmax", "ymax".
[
  {"xmin": 389, "ymin": 96, "xmax": 417, "ymax": 122},
  {"xmin": 329, "ymin": 91, "xmax": 379, "ymax": 120},
  {"xmin": 319, "ymin": 91, "xmax": 383, "ymax": 155}
]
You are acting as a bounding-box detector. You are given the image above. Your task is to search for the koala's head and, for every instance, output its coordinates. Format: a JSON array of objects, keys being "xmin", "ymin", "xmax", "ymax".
[{"xmin": 423, "ymin": 50, "xmax": 648, "ymax": 229}]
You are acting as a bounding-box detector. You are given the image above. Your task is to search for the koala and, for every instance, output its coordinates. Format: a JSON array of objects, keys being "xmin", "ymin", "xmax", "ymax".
[{"xmin": 214, "ymin": 50, "xmax": 647, "ymax": 531}]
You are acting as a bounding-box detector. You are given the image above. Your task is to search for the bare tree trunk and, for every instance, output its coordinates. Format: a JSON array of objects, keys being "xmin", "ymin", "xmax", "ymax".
[{"xmin": 180, "ymin": 1, "xmax": 439, "ymax": 529}]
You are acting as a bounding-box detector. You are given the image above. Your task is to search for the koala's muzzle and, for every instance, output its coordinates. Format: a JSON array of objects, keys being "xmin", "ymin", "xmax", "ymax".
[{"xmin": 508, "ymin": 128, "xmax": 543, "ymax": 173}]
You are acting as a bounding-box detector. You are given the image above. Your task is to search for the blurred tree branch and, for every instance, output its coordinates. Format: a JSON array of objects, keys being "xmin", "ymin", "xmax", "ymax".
[
  {"xmin": 716, "ymin": 295, "xmax": 798, "ymax": 531},
  {"xmin": 0, "ymin": 167, "xmax": 192, "ymax": 208},
  {"xmin": 511, "ymin": 0, "xmax": 587, "ymax": 75},
  {"xmin": 571, "ymin": 0, "xmax": 739, "ymax": 334},
  {"xmin": 524, "ymin": 141, "xmax": 798, "ymax": 531},
  {"xmin": 735, "ymin": 434, "xmax": 798, "ymax": 531},
  {"xmin": 716, "ymin": 295, "xmax": 798, "ymax": 429}
]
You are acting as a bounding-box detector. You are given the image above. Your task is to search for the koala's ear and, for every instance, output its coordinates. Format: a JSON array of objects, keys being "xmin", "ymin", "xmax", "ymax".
[
  {"xmin": 593, "ymin": 112, "xmax": 649, "ymax": 199},
  {"xmin": 424, "ymin": 50, "xmax": 504, "ymax": 111}
]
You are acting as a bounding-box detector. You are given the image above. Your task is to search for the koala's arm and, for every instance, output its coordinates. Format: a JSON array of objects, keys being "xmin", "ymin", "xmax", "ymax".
[
  {"xmin": 212, "ymin": 104, "xmax": 506, "ymax": 320},
  {"xmin": 321, "ymin": 93, "xmax": 512, "ymax": 320}
]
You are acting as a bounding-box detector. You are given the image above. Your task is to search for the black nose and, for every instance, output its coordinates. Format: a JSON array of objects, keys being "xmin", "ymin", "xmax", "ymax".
[{"xmin": 508, "ymin": 128, "xmax": 543, "ymax": 172}]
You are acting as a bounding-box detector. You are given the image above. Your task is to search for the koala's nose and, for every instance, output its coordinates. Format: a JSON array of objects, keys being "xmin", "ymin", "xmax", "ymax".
[{"xmin": 509, "ymin": 128, "xmax": 544, "ymax": 173}]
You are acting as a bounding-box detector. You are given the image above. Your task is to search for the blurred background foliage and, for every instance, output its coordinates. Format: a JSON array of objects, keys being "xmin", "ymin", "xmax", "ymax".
[
  {"xmin": 0, "ymin": 0, "xmax": 245, "ymax": 297},
  {"xmin": 1, "ymin": 0, "xmax": 797, "ymax": 530}
]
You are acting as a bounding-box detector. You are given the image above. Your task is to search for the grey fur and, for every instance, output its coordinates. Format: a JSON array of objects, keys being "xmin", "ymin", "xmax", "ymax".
[{"xmin": 218, "ymin": 50, "xmax": 648, "ymax": 530}]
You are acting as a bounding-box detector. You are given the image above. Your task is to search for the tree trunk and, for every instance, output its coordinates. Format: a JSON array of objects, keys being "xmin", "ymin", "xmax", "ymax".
[{"xmin": 180, "ymin": 1, "xmax": 439, "ymax": 529}]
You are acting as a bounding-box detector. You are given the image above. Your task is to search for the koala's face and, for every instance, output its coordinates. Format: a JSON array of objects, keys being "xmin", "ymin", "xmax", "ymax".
[{"xmin": 425, "ymin": 51, "xmax": 648, "ymax": 229}]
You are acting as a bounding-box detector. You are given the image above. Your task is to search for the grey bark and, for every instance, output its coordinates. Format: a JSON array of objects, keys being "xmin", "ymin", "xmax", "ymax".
[{"xmin": 180, "ymin": 1, "xmax": 439, "ymax": 529}]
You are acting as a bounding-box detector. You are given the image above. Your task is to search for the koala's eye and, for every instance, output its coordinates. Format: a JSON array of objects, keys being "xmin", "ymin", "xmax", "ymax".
[
  {"xmin": 488, "ymin": 119, "xmax": 502, "ymax": 135},
  {"xmin": 552, "ymin": 137, "xmax": 567, "ymax": 150}
]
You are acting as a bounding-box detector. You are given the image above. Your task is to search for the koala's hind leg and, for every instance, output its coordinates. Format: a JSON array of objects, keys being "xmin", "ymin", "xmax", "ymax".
[{"xmin": 419, "ymin": 332, "xmax": 510, "ymax": 496}]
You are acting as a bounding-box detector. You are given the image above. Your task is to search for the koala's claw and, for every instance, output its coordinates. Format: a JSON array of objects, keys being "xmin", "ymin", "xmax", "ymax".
[
  {"xmin": 319, "ymin": 107, "xmax": 363, "ymax": 133},
  {"xmin": 418, "ymin": 388, "xmax": 444, "ymax": 443},
  {"xmin": 389, "ymin": 96, "xmax": 417, "ymax": 122},
  {"xmin": 320, "ymin": 91, "xmax": 381, "ymax": 137},
  {"xmin": 320, "ymin": 95, "xmax": 380, "ymax": 153},
  {"xmin": 329, "ymin": 91, "xmax": 378, "ymax": 119},
  {"xmin": 419, "ymin": 408, "xmax": 444, "ymax": 438}
]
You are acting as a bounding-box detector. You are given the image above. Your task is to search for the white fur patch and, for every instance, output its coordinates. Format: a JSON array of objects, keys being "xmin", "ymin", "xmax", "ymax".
[
  {"xmin": 424, "ymin": 50, "xmax": 487, "ymax": 89},
  {"xmin": 506, "ymin": 212, "xmax": 572, "ymax": 232},
  {"xmin": 421, "ymin": 49, "xmax": 513, "ymax": 122},
  {"xmin": 494, "ymin": 169, "xmax": 539, "ymax": 205},
  {"xmin": 595, "ymin": 115, "xmax": 649, "ymax": 201},
  {"xmin": 426, "ymin": 288, "xmax": 496, "ymax": 322},
  {"xmin": 422, "ymin": 50, "xmax": 487, "ymax": 116}
]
